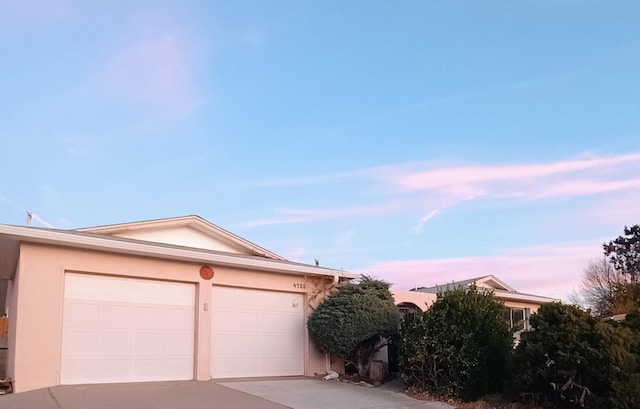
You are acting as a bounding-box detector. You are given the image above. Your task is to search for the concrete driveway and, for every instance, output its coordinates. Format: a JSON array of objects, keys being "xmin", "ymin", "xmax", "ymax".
[{"xmin": 0, "ymin": 379, "xmax": 453, "ymax": 409}]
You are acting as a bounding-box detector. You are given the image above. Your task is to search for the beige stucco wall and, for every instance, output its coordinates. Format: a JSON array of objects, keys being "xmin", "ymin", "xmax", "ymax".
[
  {"xmin": 9, "ymin": 243, "xmax": 334, "ymax": 393},
  {"xmin": 111, "ymin": 226, "xmax": 246, "ymax": 254},
  {"xmin": 393, "ymin": 290, "xmax": 545, "ymax": 315},
  {"xmin": 392, "ymin": 290, "xmax": 437, "ymax": 312}
]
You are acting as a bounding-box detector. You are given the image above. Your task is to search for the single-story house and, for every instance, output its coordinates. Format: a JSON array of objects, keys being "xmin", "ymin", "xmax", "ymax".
[
  {"xmin": 393, "ymin": 275, "xmax": 560, "ymax": 331},
  {"xmin": 0, "ymin": 215, "xmax": 356, "ymax": 393}
]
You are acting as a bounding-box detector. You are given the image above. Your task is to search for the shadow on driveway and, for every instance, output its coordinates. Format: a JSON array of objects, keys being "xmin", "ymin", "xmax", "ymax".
[
  {"xmin": 0, "ymin": 380, "xmax": 288, "ymax": 409},
  {"xmin": 1, "ymin": 379, "xmax": 454, "ymax": 409}
]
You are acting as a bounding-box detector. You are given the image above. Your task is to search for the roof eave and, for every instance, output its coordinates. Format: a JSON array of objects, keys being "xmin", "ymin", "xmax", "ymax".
[
  {"xmin": 0, "ymin": 225, "xmax": 356, "ymax": 279},
  {"xmin": 76, "ymin": 215, "xmax": 286, "ymax": 260},
  {"xmin": 492, "ymin": 289, "xmax": 559, "ymax": 304}
]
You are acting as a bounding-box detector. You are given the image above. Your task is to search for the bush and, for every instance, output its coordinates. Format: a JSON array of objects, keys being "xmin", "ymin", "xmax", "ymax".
[
  {"xmin": 399, "ymin": 286, "xmax": 513, "ymax": 401},
  {"xmin": 512, "ymin": 303, "xmax": 640, "ymax": 409},
  {"xmin": 307, "ymin": 276, "xmax": 400, "ymax": 378}
]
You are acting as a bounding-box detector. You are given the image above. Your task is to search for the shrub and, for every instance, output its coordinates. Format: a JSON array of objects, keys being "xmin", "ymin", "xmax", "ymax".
[
  {"xmin": 399, "ymin": 286, "xmax": 513, "ymax": 401},
  {"xmin": 307, "ymin": 276, "xmax": 400, "ymax": 378},
  {"xmin": 512, "ymin": 303, "xmax": 640, "ymax": 409}
]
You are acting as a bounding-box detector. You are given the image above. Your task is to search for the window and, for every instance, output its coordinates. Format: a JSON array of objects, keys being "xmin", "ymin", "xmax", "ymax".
[
  {"xmin": 505, "ymin": 307, "xmax": 530, "ymax": 332},
  {"xmin": 397, "ymin": 302, "xmax": 422, "ymax": 322}
]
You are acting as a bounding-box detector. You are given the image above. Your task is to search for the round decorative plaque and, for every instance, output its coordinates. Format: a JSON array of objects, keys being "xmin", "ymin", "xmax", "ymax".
[{"xmin": 199, "ymin": 265, "xmax": 214, "ymax": 280}]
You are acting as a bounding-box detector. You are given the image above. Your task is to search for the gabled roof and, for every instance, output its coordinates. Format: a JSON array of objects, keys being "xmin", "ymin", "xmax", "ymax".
[
  {"xmin": 0, "ymin": 223, "xmax": 357, "ymax": 281},
  {"xmin": 76, "ymin": 215, "xmax": 284, "ymax": 260},
  {"xmin": 412, "ymin": 275, "xmax": 559, "ymax": 304},
  {"xmin": 414, "ymin": 275, "xmax": 515, "ymax": 294}
]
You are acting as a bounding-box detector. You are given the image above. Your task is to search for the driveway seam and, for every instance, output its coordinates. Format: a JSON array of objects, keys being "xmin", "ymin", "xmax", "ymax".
[{"xmin": 47, "ymin": 388, "xmax": 63, "ymax": 409}]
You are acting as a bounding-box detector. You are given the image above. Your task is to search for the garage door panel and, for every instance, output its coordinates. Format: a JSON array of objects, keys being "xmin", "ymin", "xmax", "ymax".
[
  {"xmin": 282, "ymin": 357, "xmax": 304, "ymax": 374},
  {"xmin": 62, "ymin": 331, "xmax": 98, "ymax": 355},
  {"xmin": 133, "ymin": 333, "xmax": 163, "ymax": 354},
  {"xmin": 259, "ymin": 335, "xmax": 281, "ymax": 355},
  {"xmin": 211, "ymin": 333, "xmax": 236, "ymax": 355},
  {"xmin": 64, "ymin": 302, "xmax": 99, "ymax": 328},
  {"xmin": 98, "ymin": 358, "xmax": 130, "ymax": 378},
  {"xmin": 165, "ymin": 333, "xmax": 194, "ymax": 353},
  {"xmin": 164, "ymin": 306, "xmax": 194, "ymax": 330},
  {"xmin": 164, "ymin": 358, "xmax": 194, "ymax": 377},
  {"xmin": 100, "ymin": 304, "xmax": 133, "ymax": 328},
  {"xmin": 61, "ymin": 359, "xmax": 98, "ymax": 382},
  {"xmin": 97, "ymin": 332, "xmax": 133, "ymax": 354},
  {"xmin": 211, "ymin": 286, "xmax": 305, "ymax": 378},
  {"xmin": 132, "ymin": 358, "xmax": 162, "ymax": 377},
  {"xmin": 281, "ymin": 335, "xmax": 304, "ymax": 354},
  {"xmin": 213, "ymin": 310, "xmax": 237, "ymax": 332},
  {"xmin": 62, "ymin": 273, "xmax": 195, "ymax": 385},
  {"xmin": 134, "ymin": 306, "xmax": 165, "ymax": 329}
]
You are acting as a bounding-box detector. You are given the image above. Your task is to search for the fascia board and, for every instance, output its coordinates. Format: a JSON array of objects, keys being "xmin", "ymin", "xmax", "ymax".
[{"xmin": 493, "ymin": 289, "xmax": 559, "ymax": 304}]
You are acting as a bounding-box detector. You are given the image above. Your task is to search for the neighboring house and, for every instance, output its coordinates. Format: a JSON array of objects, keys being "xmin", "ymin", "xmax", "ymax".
[
  {"xmin": 0, "ymin": 215, "xmax": 356, "ymax": 393},
  {"xmin": 393, "ymin": 275, "xmax": 559, "ymax": 332}
]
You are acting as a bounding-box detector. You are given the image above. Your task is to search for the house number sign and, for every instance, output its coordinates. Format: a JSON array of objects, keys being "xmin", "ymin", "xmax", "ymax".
[{"xmin": 293, "ymin": 283, "xmax": 306, "ymax": 289}]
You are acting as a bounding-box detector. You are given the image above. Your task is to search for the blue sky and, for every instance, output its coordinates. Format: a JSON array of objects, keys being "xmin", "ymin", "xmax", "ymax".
[{"xmin": 1, "ymin": 1, "xmax": 639, "ymax": 300}]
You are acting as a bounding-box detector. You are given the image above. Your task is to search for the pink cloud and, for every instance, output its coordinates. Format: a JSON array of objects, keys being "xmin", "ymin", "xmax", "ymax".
[
  {"xmin": 100, "ymin": 32, "xmax": 195, "ymax": 117},
  {"xmin": 398, "ymin": 153, "xmax": 640, "ymax": 191},
  {"xmin": 534, "ymin": 178, "xmax": 640, "ymax": 199},
  {"xmin": 355, "ymin": 242, "xmax": 604, "ymax": 301},
  {"xmin": 240, "ymin": 152, "xmax": 640, "ymax": 231}
]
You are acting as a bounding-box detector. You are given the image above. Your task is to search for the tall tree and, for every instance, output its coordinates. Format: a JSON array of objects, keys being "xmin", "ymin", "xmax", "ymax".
[
  {"xmin": 603, "ymin": 224, "xmax": 640, "ymax": 280},
  {"xmin": 571, "ymin": 258, "xmax": 635, "ymax": 316}
]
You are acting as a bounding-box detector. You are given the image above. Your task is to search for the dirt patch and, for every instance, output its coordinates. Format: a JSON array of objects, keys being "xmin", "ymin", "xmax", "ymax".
[{"xmin": 405, "ymin": 388, "xmax": 534, "ymax": 409}]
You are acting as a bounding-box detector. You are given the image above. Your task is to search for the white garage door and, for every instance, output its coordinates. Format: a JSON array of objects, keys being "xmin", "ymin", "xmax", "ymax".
[
  {"xmin": 210, "ymin": 286, "xmax": 305, "ymax": 378},
  {"xmin": 61, "ymin": 273, "xmax": 195, "ymax": 385}
]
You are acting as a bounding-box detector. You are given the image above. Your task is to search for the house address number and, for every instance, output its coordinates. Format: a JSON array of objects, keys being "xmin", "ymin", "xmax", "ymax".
[{"xmin": 293, "ymin": 283, "xmax": 306, "ymax": 289}]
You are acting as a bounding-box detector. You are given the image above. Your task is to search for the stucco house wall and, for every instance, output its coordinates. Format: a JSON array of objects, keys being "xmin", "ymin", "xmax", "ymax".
[{"xmin": 1, "ymin": 217, "xmax": 354, "ymax": 393}]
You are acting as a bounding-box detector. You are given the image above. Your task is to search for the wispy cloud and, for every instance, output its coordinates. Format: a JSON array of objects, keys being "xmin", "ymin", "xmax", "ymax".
[
  {"xmin": 413, "ymin": 208, "xmax": 440, "ymax": 233},
  {"xmin": 240, "ymin": 203, "xmax": 400, "ymax": 227},
  {"xmin": 247, "ymin": 169, "xmax": 371, "ymax": 188},
  {"xmin": 59, "ymin": 135, "xmax": 105, "ymax": 158},
  {"xmin": 335, "ymin": 228, "xmax": 356, "ymax": 246},
  {"xmin": 397, "ymin": 152, "xmax": 640, "ymax": 192},
  {"xmin": 0, "ymin": 0, "xmax": 72, "ymax": 25},
  {"xmin": 356, "ymin": 242, "xmax": 603, "ymax": 301},
  {"xmin": 239, "ymin": 152, "xmax": 640, "ymax": 230},
  {"xmin": 0, "ymin": 192, "xmax": 55, "ymax": 228},
  {"xmin": 99, "ymin": 31, "xmax": 196, "ymax": 118}
]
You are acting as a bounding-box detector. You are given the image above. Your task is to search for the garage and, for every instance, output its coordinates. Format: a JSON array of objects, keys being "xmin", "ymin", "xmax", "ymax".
[
  {"xmin": 210, "ymin": 286, "xmax": 305, "ymax": 378},
  {"xmin": 61, "ymin": 273, "xmax": 196, "ymax": 385}
]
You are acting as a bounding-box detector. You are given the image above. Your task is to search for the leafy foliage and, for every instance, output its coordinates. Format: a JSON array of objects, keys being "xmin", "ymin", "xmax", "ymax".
[
  {"xmin": 306, "ymin": 276, "xmax": 400, "ymax": 378},
  {"xmin": 399, "ymin": 286, "xmax": 513, "ymax": 401},
  {"xmin": 603, "ymin": 225, "xmax": 640, "ymax": 279},
  {"xmin": 512, "ymin": 303, "xmax": 640, "ymax": 409}
]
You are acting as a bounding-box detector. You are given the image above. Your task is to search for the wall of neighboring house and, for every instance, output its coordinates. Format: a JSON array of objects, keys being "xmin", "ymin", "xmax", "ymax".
[
  {"xmin": 8, "ymin": 243, "xmax": 333, "ymax": 393},
  {"xmin": 392, "ymin": 290, "xmax": 438, "ymax": 313}
]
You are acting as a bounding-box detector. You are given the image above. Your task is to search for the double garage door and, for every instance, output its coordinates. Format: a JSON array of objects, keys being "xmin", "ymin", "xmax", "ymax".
[{"xmin": 61, "ymin": 274, "xmax": 305, "ymax": 385}]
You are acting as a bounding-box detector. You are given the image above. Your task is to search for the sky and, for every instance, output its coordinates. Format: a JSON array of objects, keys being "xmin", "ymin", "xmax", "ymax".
[{"xmin": 1, "ymin": 1, "xmax": 639, "ymax": 301}]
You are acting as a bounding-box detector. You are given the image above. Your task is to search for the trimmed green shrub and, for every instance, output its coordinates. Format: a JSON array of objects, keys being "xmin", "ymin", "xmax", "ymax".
[
  {"xmin": 399, "ymin": 286, "xmax": 513, "ymax": 401},
  {"xmin": 512, "ymin": 303, "xmax": 640, "ymax": 409},
  {"xmin": 307, "ymin": 276, "xmax": 400, "ymax": 378}
]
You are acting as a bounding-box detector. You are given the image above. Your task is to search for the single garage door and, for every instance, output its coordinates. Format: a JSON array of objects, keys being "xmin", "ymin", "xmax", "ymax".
[
  {"xmin": 61, "ymin": 273, "xmax": 195, "ymax": 385},
  {"xmin": 210, "ymin": 286, "xmax": 304, "ymax": 378}
]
